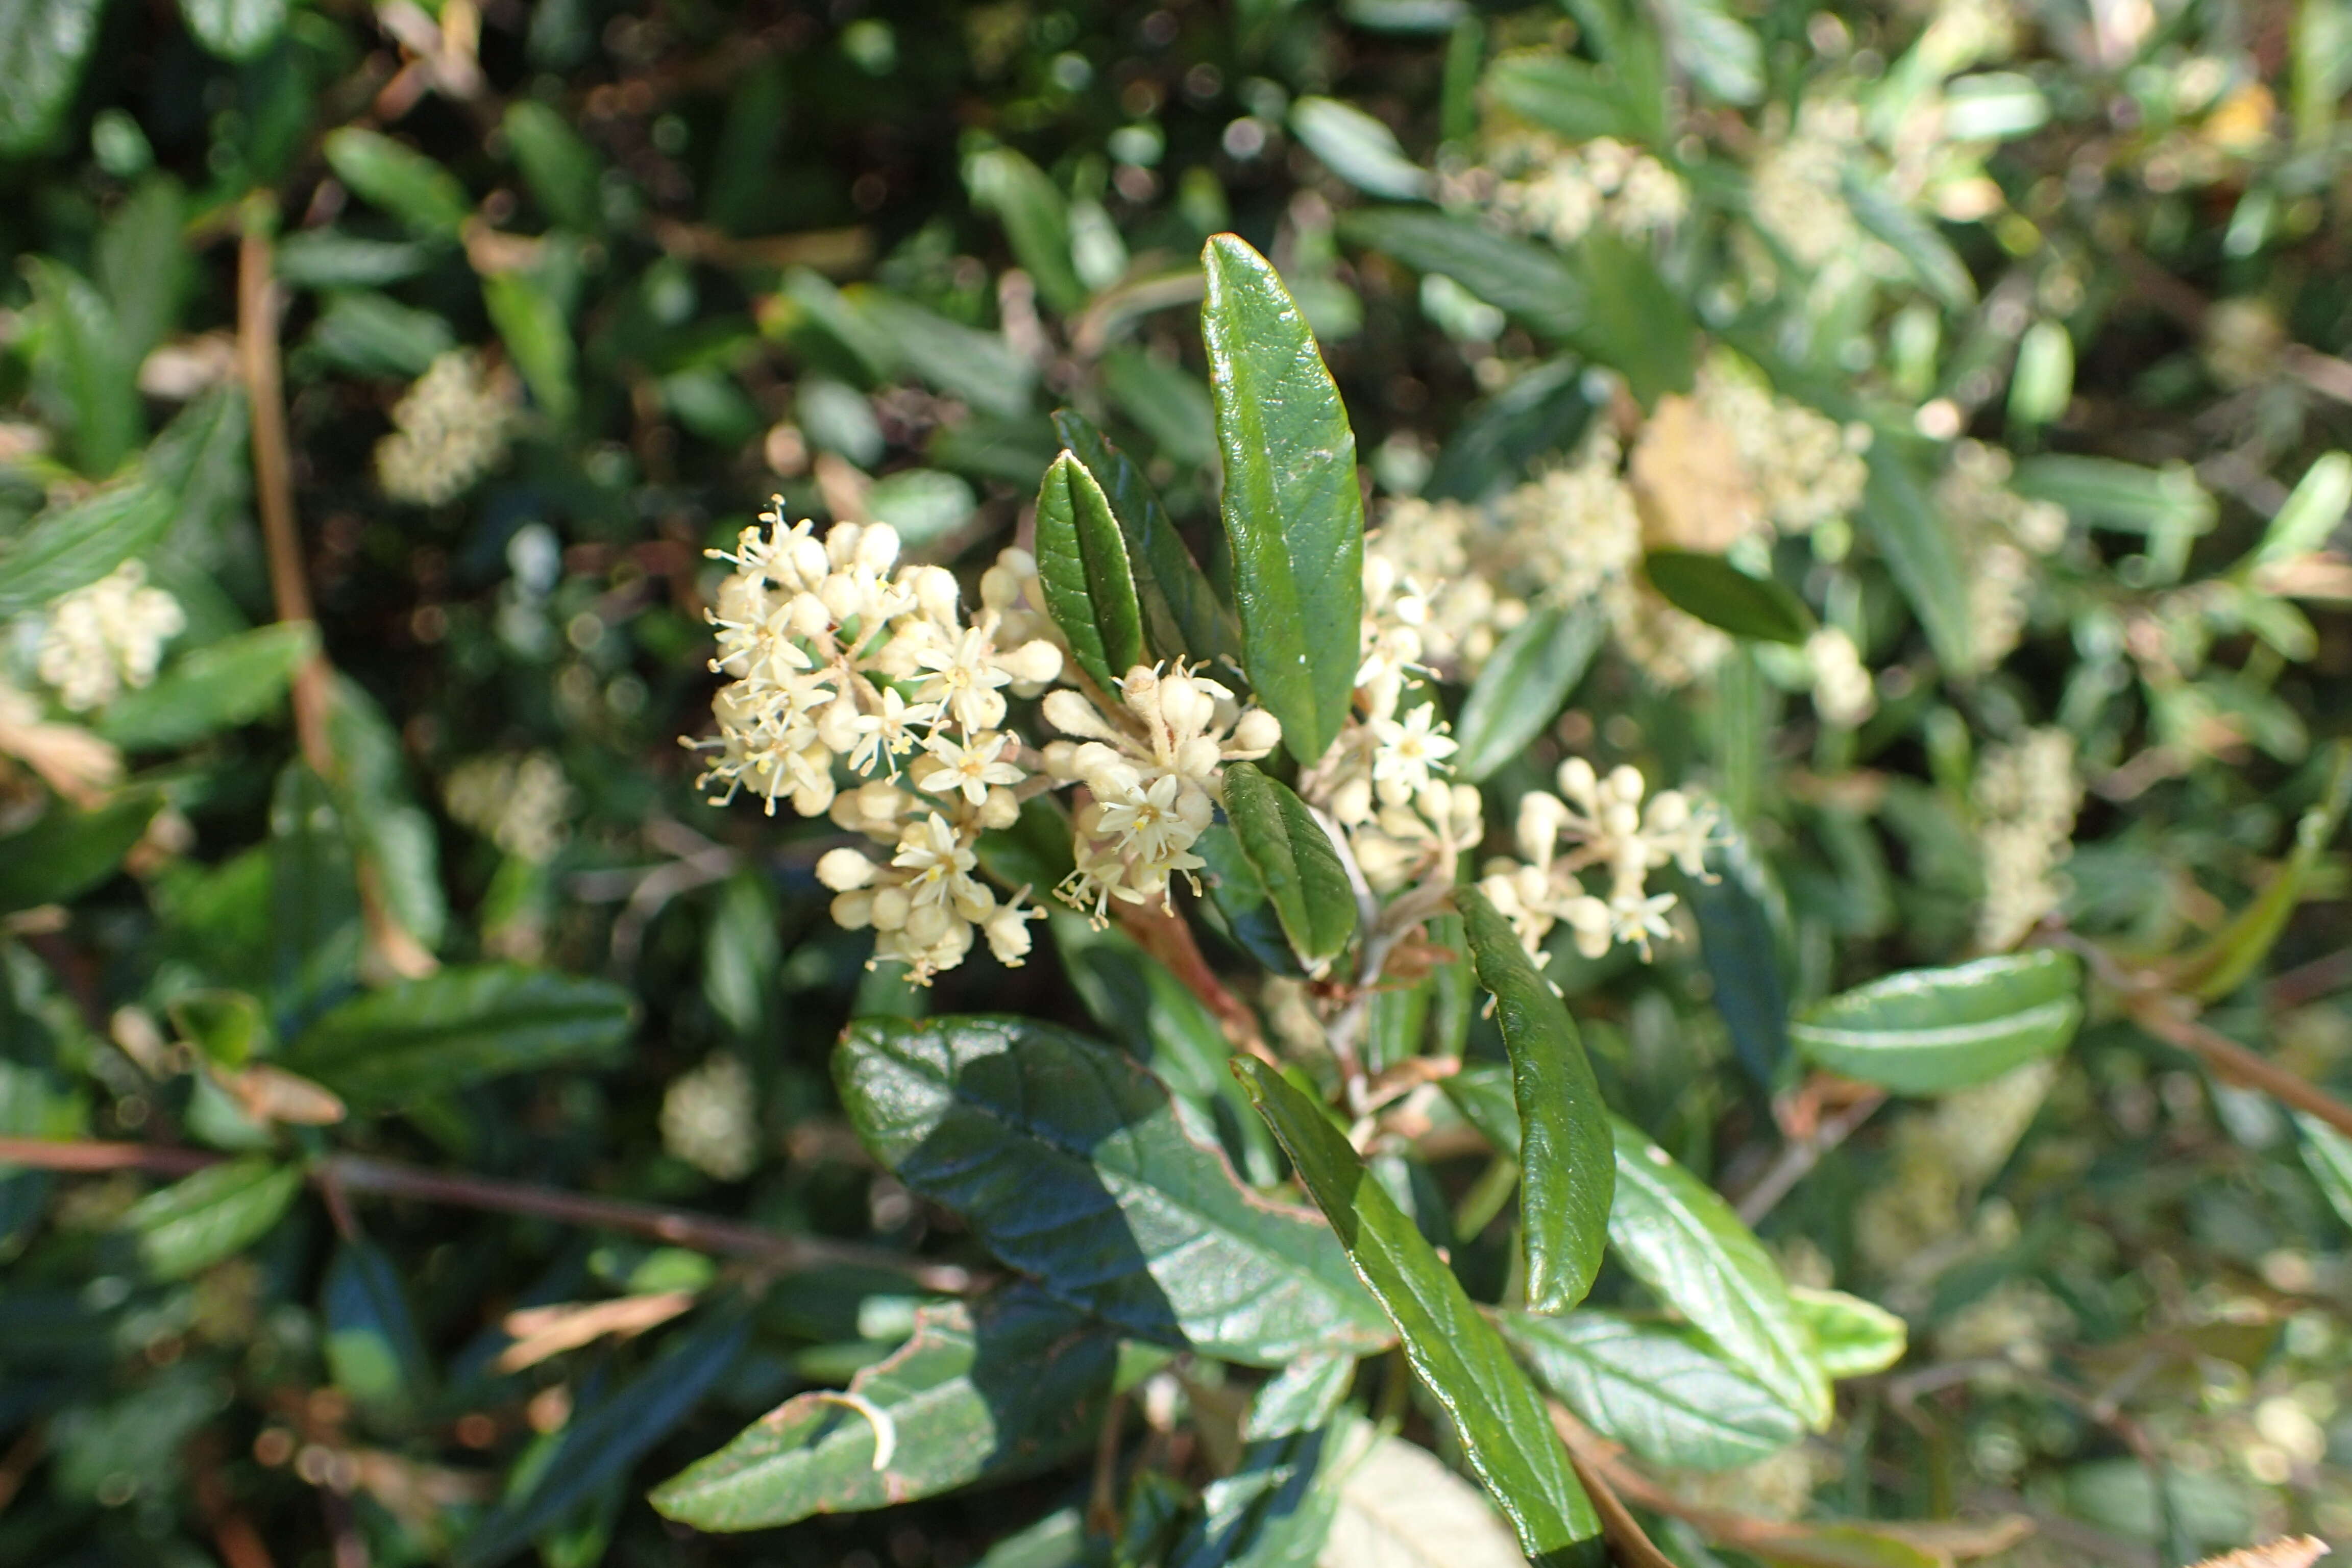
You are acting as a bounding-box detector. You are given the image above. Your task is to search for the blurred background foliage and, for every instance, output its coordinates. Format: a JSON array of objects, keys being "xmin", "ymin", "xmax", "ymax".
[{"xmin": 1, "ymin": 0, "xmax": 2350, "ymax": 1562}]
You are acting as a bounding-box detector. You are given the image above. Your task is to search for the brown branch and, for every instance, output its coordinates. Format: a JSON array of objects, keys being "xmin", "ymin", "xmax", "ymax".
[
  {"xmin": 0, "ymin": 1138, "xmax": 973, "ymax": 1292},
  {"xmin": 2125, "ymin": 994, "xmax": 2352, "ymax": 1139},
  {"xmin": 2270, "ymin": 947, "xmax": 2352, "ymax": 1012}
]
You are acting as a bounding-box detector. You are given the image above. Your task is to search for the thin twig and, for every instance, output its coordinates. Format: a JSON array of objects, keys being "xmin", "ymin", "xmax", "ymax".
[
  {"xmin": 1735, "ymin": 1088, "xmax": 1888, "ymax": 1226},
  {"xmin": 2270, "ymin": 947, "xmax": 2352, "ymax": 1011},
  {"xmin": 2126, "ymin": 995, "xmax": 2352, "ymax": 1139},
  {"xmin": 0, "ymin": 1138, "xmax": 973, "ymax": 1292},
  {"xmin": 1115, "ymin": 898, "xmax": 1270, "ymax": 1059}
]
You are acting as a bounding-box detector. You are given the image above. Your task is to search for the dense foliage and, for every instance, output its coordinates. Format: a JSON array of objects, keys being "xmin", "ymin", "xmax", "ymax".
[{"xmin": 2, "ymin": 0, "xmax": 2350, "ymax": 1565}]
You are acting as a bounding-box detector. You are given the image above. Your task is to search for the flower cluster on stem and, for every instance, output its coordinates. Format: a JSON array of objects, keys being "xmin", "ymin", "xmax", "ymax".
[{"xmin": 1477, "ymin": 758, "xmax": 1722, "ymax": 961}]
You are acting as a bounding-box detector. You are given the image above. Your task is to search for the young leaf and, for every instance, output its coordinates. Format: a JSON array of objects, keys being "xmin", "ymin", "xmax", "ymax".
[
  {"xmin": 1788, "ymin": 950, "xmax": 2084, "ymax": 1094},
  {"xmin": 457, "ymin": 1310, "xmax": 747, "ymax": 1565},
  {"xmin": 170, "ymin": 990, "xmax": 272, "ymax": 1069},
  {"xmin": 1202, "ymin": 235, "xmax": 1365, "ymax": 768},
  {"xmin": 652, "ymin": 1286, "xmax": 1119, "ymax": 1532},
  {"xmin": 1570, "ymin": 231, "xmax": 1697, "ymax": 406},
  {"xmin": 1459, "ymin": 886, "xmax": 1612, "ymax": 1313},
  {"xmin": 100, "ymin": 622, "xmax": 319, "ymax": 751},
  {"xmin": 1234, "ymin": 1060, "xmax": 1603, "ymax": 1563},
  {"xmin": 1452, "ymin": 603, "xmax": 1604, "ymax": 782},
  {"xmin": 1034, "ymin": 453, "xmax": 1147, "ymax": 690},
  {"xmin": 119, "ymin": 1159, "xmax": 303, "ymax": 1280},
  {"xmin": 281, "ymin": 967, "xmax": 636, "ymax": 1112},
  {"xmin": 24, "ymin": 259, "xmax": 142, "ymax": 477},
  {"xmin": 323, "ymin": 129, "xmax": 474, "ymax": 237},
  {"xmin": 1483, "ymin": 52, "xmax": 1641, "ymax": 142},
  {"xmin": 1642, "ymin": 551, "xmax": 1812, "ymax": 645},
  {"xmin": 1500, "ymin": 1308, "xmax": 1804, "ymax": 1473},
  {"xmin": 1607, "ymin": 1117, "xmax": 1831, "ymax": 1428},
  {"xmin": 836, "ymin": 1016, "xmax": 1392, "ymax": 1364},
  {"xmin": 0, "ymin": 480, "xmax": 175, "ymax": 619},
  {"xmin": 1789, "ymin": 1286, "xmax": 1907, "ymax": 1379},
  {"xmin": 1219, "ymin": 763, "xmax": 1359, "ymax": 971},
  {"xmin": 1050, "ymin": 409, "xmax": 1240, "ymax": 669},
  {"xmin": 0, "ymin": 790, "xmax": 165, "ymax": 914}
]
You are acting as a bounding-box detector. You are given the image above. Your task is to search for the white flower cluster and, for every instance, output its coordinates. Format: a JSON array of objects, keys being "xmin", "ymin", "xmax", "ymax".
[
  {"xmin": 1690, "ymin": 361, "xmax": 1872, "ymax": 537},
  {"xmin": 445, "ymin": 750, "xmax": 575, "ymax": 864},
  {"xmin": 376, "ymin": 351, "xmax": 518, "ymax": 506},
  {"xmin": 1749, "ymin": 100, "xmax": 1874, "ymax": 272},
  {"xmin": 1478, "ymin": 130, "xmax": 1688, "ymax": 247},
  {"xmin": 1477, "ymin": 758, "xmax": 1721, "ymax": 961},
  {"xmin": 34, "ymin": 561, "xmax": 184, "ymax": 712},
  {"xmin": 659, "ymin": 1052, "xmax": 758, "ymax": 1181},
  {"xmin": 1935, "ymin": 441, "xmax": 2069, "ymax": 671},
  {"xmin": 1973, "ymin": 727, "xmax": 2079, "ymax": 950}
]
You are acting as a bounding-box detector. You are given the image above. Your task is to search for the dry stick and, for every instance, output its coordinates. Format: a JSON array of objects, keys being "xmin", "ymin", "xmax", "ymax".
[
  {"xmin": 235, "ymin": 204, "xmax": 436, "ymax": 982},
  {"xmin": 0, "ymin": 1137, "xmax": 973, "ymax": 1292},
  {"xmin": 2269, "ymin": 946, "xmax": 2352, "ymax": 1012}
]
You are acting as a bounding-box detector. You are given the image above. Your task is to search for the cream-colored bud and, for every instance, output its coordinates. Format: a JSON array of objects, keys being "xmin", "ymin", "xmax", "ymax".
[
  {"xmin": 1230, "ymin": 708, "xmax": 1281, "ymax": 756},
  {"xmin": 1517, "ymin": 793, "xmax": 1569, "ymax": 866},
  {"xmin": 1158, "ymin": 675, "xmax": 1210, "ymax": 738},
  {"xmin": 1332, "ymin": 774, "xmax": 1375, "ymax": 826},
  {"xmin": 816, "ymin": 697, "xmax": 860, "ymax": 754},
  {"xmin": 831, "ymin": 889, "xmax": 876, "ymax": 929},
  {"xmin": 1365, "ymin": 555, "xmax": 1397, "ymax": 602},
  {"xmin": 1041, "ymin": 740, "xmax": 1082, "ymax": 781},
  {"xmin": 1176, "ymin": 736, "xmax": 1220, "ymax": 782},
  {"xmin": 908, "ymin": 564, "xmax": 960, "ymax": 623},
  {"xmin": 785, "ymin": 535, "xmax": 829, "ymax": 589},
  {"xmin": 818, "ymin": 572, "xmax": 864, "ymax": 624},
  {"xmin": 870, "ymin": 886, "xmax": 911, "ymax": 930},
  {"xmin": 1177, "ymin": 785, "xmax": 1215, "ymax": 832},
  {"xmin": 1606, "ymin": 765, "xmax": 1646, "ymax": 807},
  {"xmin": 792, "ymin": 774, "xmax": 837, "ymax": 817},
  {"xmin": 1041, "ymin": 689, "xmax": 1108, "ymax": 738},
  {"xmin": 979, "ymin": 564, "xmax": 1020, "ymax": 609},
  {"xmin": 855, "ymin": 523, "xmax": 900, "ymax": 572},
  {"xmin": 1118, "ymin": 665, "xmax": 1160, "ymax": 720},
  {"xmin": 1002, "ymin": 639, "xmax": 1063, "ymax": 685},
  {"xmin": 1449, "ymin": 782, "xmax": 1484, "ymax": 834},
  {"xmin": 1417, "ymin": 780, "xmax": 1454, "ymax": 824},
  {"xmin": 1647, "ymin": 791, "xmax": 1690, "ymax": 832},
  {"xmin": 1557, "ymin": 756, "xmax": 1598, "ymax": 807},
  {"xmin": 825, "ymin": 523, "xmax": 864, "ymax": 567},
  {"xmin": 817, "ymin": 847, "xmax": 878, "ymax": 891},
  {"xmin": 999, "ymin": 547, "xmax": 1037, "ymax": 578},
  {"xmin": 787, "ymin": 592, "xmax": 832, "ymax": 638},
  {"xmin": 1602, "ymin": 800, "xmax": 1641, "ymax": 839},
  {"xmin": 905, "ymin": 901, "xmax": 951, "ymax": 945},
  {"xmin": 979, "ymin": 788, "xmax": 1021, "ymax": 829}
]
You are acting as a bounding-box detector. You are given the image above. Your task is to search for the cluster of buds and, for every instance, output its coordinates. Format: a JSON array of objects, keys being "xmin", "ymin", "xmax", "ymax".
[
  {"xmin": 1040, "ymin": 664, "xmax": 1282, "ymax": 920},
  {"xmin": 1478, "ymin": 759, "xmax": 1721, "ymax": 960},
  {"xmin": 34, "ymin": 561, "xmax": 184, "ymax": 712}
]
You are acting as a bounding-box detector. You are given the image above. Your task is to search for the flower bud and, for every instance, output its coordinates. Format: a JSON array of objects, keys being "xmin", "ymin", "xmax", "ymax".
[
  {"xmin": 830, "ymin": 889, "xmax": 875, "ymax": 929},
  {"xmin": 1175, "ymin": 736, "xmax": 1220, "ymax": 782},
  {"xmin": 787, "ymin": 592, "xmax": 832, "ymax": 638},
  {"xmin": 1332, "ymin": 774, "xmax": 1374, "ymax": 826},
  {"xmin": 1002, "ymin": 639, "xmax": 1064, "ymax": 686},
  {"xmin": 817, "ymin": 847, "xmax": 878, "ymax": 891},
  {"xmin": 870, "ymin": 885, "xmax": 911, "ymax": 930},
  {"xmin": 1230, "ymin": 708, "xmax": 1282, "ymax": 756},
  {"xmin": 1158, "ymin": 675, "xmax": 1210, "ymax": 738},
  {"xmin": 1557, "ymin": 756, "xmax": 1598, "ymax": 807},
  {"xmin": 979, "ymin": 564, "xmax": 1020, "ymax": 609},
  {"xmin": 1606, "ymin": 765, "xmax": 1646, "ymax": 807},
  {"xmin": 1118, "ymin": 665, "xmax": 1160, "ymax": 721},
  {"xmin": 855, "ymin": 523, "xmax": 900, "ymax": 572},
  {"xmin": 785, "ymin": 535, "xmax": 830, "ymax": 590},
  {"xmin": 825, "ymin": 523, "xmax": 863, "ymax": 568},
  {"xmin": 978, "ymin": 787, "xmax": 1020, "ymax": 829},
  {"xmin": 905, "ymin": 901, "xmax": 950, "ymax": 945},
  {"xmin": 1041, "ymin": 740, "xmax": 1082, "ymax": 781},
  {"xmin": 816, "ymin": 696, "xmax": 860, "ymax": 754},
  {"xmin": 908, "ymin": 564, "xmax": 960, "ymax": 623}
]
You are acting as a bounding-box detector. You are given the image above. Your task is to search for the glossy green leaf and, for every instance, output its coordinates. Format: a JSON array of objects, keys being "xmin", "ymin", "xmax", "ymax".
[
  {"xmin": 1219, "ymin": 763, "xmax": 1358, "ymax": 971},
  {"xmin": 100, "ymin": 622, "xmax": 318, "ymax": 751},
  {"xmin": 323, "ymin": 1239, "xmax": 433, "ymax": 1410},
  {"xmin": 1202, "ymin": 235, "xmax": 1366, "ymax": 768},
  {"xmin": 1788, "ymin": 950, "xmax": 2084, "ymax": 1093},
  {"xmin": 1099, "ymin": 348, "xmax": 1217, "ymax": 467},
  {"xmin": 1643, "ymin": 551, "xmax": 1812, "ymax": 645},
  {"xmin": 1234, "ymin": 1059, "xmax": 1601, "ymax": 1563},
  {"xmin": 0, "ymin": 790, "xmax": 164, "ymax": 914},
  {"xmin": 0, "ymin": 0, "xmax": 105, "ymax": 154},
  {"xmin": 1291, "ymin": 96, "xmax": 1432, "ymax": 200},
  {"xmin": 1501, "ymin": 1308, "xmax": 1803, "ymax": 1472},
  {"xmin": 1170, "ymin": 1415, "xmax": 1362, "ymax": 1568},
  {"xmin": 857, "ymin": 289, "xmax": 1036, "ymax": 419},
  {"xmin": 26, "ymin": 258, "xmax": 142, "ymax": 477},
  {"xmin": 2296, "ymin": 1114, "xmax": 2352, "ymax": 1234},
  {"xmin": 282, "ymin": 967, "xmax": 635, "ymax": 1112},
  {"xmin": 481, "ymin": 269, "xmax": 577, "ymax": 425},
  {"xmin": 2168, "ymin": 744, "xmax": 2351, "ymax": 1001},
  {"xmin": 458, "ymin": 1310, "xmax": 746, "ymax": 1565},
  {"xmin": 1607, "ymin": 1117, "xmax": 1831, "ymax": 1427},
  {"xmin": 177, "ymin": 0, "xmax": 284, "ymax": 61},
  {"xmin": 1681, "ymin": 838, "xmax": 1790, "ymax": 1096},
  {"xmin": 1459, "ymin": 885, "xmax": 1612, "ymax": 1313},
  {"xmin": 1790, "ymin": 1286, "xmax": 1907, "ymax": 1379},
  {"xmin": 0, "ymin": 481, "xmax": 176, "ymax": 619},
  {"xmin": 1198, "ymin": 822, "xmax": 1308, "ymax": 978},
  {"xmin": 1452, "ymin": 602, "xmax": 1603, "ymax": 781},
  {"xmin": 1244, "ymin": 1351, "xmax": 1358, "ymax": 1441},
  {"xmin": 2251, "ymin": 452, "xmax": 2351, "ymax": 568},
  {"xmin": 1861, "ymin": 446, "xmax": 1974, "ymax": 674},
  {"xmin": 967, "ymin": 146, "xmax": 1086, "ymax": 313},
  {"xmin": 324, "ymin": 129, "xmax": 473, "ymax": 236},
  {"xmin": 1049, "ymin": 409, "xmax": 1240, "ymax": 669},
  {"xmin": 1341, "ymin": 208, "xmax": 1586, "ymax": 338},
  {"xmin": 501, "ymin": 100, "xmax": 602, "ymax": 232},
  {"xmin": 836, "ymin": 1016, "xmax": 1391, "ymax": 1364},
  {"xmin": 1034, "ymin": 452, "xmax": 1146, "ymax": 690},
  {"xmin": 653, "ymin": 1286, "xmax": 1116, "ymax": 1532},
  {"xmin": 119, "ymin": 1159, "xmax": 302, "ymax": 1280}
]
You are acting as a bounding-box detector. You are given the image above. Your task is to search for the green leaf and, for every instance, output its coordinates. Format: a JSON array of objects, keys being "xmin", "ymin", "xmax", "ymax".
[
  {"xmin": 26, "ymin": 258, "xmax": 143, "ymax": 477},
  {"xmin": 2295, "ymin": 1114, "xmax": 2352, "ymax": 1234},
  {"xmin": 651, "ymin": 1286, "xmax": 1120, "ymax": 1531},
  {"xmin": 501, "ymin": 100, "xmax": 603, "ymax": 232},
  {"xmin": 96, "ymin": 176, "xmax": 189, "ymax": 365},
  {"xmin": 837, "ymin": 1016, "xmax": 1391, "ymax": 1364},
  {"xmin": 458, "ymin": 1311, "xmax": 746, "ymax": 1566},
  {"xmin": 1170, "ymin": 1415, "xmax": 1362, "ymax": 1568},
  {"xmin": 1483, "ymin": 52, "xmax": 1642, "ymax": 142},
  {"xmin": 169, "ymin": 990, "xmax": 272, "ymax": 1070},
  {"xmin": 1452, "ymin": 602, "xmax": 1603, "ymax": 781},
  {"xmin": 1099, "ymin": 348, "xmax": 1217, "ymax": 468},
  {"xmin": 323, "ymin": 1239, "xmax": 433, "ymax": 1411},
  {"xmin": 268, "ymin": 763, "xmax": 363, "ymax": 1021},
  {"xmin": 2251, "ymin": 452, "xmax": 2351, "ymax": 569},
  {"xmin": 281, "ymin": 967, "xmax": 635, "ymax": 1112},
  {"xmin": 324, "ymin": 128, "xmax": 474, "ymax": 237},
  {"xmin": 307, "ymin": 291, "xmax": 456, "ymax": 377},
  {"xmin": 1244, "ymin": 1351, "xmax": 1359, "ymax": 1440},
  {"xmin": 1607, "ymin": 1116, "xmax": 1831, "ymax": 1427},
  {"xmin": 1788, "ymin": 950, "xmax": 2084, "ymax": 1093},
  {"xmin": 1202, "ymin": 235, "xmax": 1366, "ymax": 768},
  {"xmin": 323, "ymin": 674, "xmax": 448, "ymax": 952},
  {"xmin": 1050, "ymin": 409, "xmax": 1240, "ymax": 669},
  {"xmin": 177, "ymin": 0, "xmax": 285, "ymax": 61},
  {"xmin": 864, "ymin": 469, "xmax": 976, "ymax": 546},
  {"xmin": 1234, "ymin": 1059, "xmax": 1601, "ymax": 1563},
  {"xmin": 1790, "ymin": 1286, "xmax": 1907, "ymax": 1379},
  {"xmin": 0, "ymin": 0, "xmax": 105, "ymax": 155},
  {"xmin": 0, "ymin": 480, "xmax": 174, "ymax": 619},
  {"xmin": 1500, "ymin": 1308, "xmax": 1804, "ymax": 1472},
  {"xmin": 100, "ymin": 622, "xmax": 319, "ymax": 751},
  {"xmin": 1219, "ymin": 763, "xmax": 1359, "ymax": 972},
  {"xmin": 1681, "ymin": 838, "xmax": 1790, "ymax": 1096},
  {"xmin": 1654, "ymin": 0, "xmax": 1762, "ymax": 103},
  {"xmin": 481, "ymin": 269, "xmax": 577, "ymax": 425},
  {"xmin": 0, "ymin": 790, "xmax": 164, "ymax": 914},
  {"xmin": 1427, "ymin": 357, "xmax": 1594, "ymax": 503},
  {"xmin": 1840, "ymin": 169, "xmax": 1974, "ymax": 308},
  {"xmin": 2010, "ymin": 454, "xmax": 2217, "ymax": 537},
  {"xmin": 2167, "ymin": 742, "xmax": 2352, "ymax": 1001},
  {"xmin": 1571, "ymin": 229, "xmax": 1698, "ymax": 407},
  {"xmin": 967, "ymin": 146, "xmax": 1087, "ymax": 314},
  {"xmin": 276, "ymin": 232, "xmax": 435, "ymax": 290},
  {"xmin": 974, "ymin": 1508, "xmax": 1086, "ymax": 1568},
  {"xmin": 1198, "ymin": 822, "xmax": 1308, "ymax": 978},
  {"xmin": 1643, "ymin": 551, "xmax": 1812, "ymax": 645},
  {"xmin": 1033, "ymin": 452, "xmax": 1147, "ymax": 690},
  {"xmin": 1290, "ymin": 96, "xmax": 1432, "ymax": 201},
  {"xmin": 119, "ymin": 1159, "xmax": 302, "ymax": 1280},
  {"xmin": 855, "ymin": 289, "xmax": 1037, "ymax": 419},
  {"xmin": 1341, "ymin": 208, "xmax": 1587, "ymax": 339},
  {"xmin": 1459, "ymin": 886, "xmax": 1612, "ymax": 1313},
  {"xmin": 1861, "ymin": 445, "xmax": 1974, "ymax": 674}
]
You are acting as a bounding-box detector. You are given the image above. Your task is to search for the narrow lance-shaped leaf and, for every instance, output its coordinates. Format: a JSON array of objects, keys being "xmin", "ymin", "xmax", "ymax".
[
  {"xmin": 1606, "ymin": 1117, "xmax": 1831, "ymax": 1428},
  {"xmin": 1219, "ymin": 763, "xmax": 1358, "ymax": 972},
  {"xmin": 1033, "ymin": 453, "xmax": 1146, "ymax": 690},
  {"xmin": 1788, "ymin": 950, "xmax": 2084, "ymax": 1094},
  {"xmin": 1452, "ymin": 603, "xmax": 1603, "ymax": 783},
  {"xmin": 1050, "ymin": 409, "xmax": 1240, "ymax": 670},
  {"xmin": 1499, "ymin": 1308, "xmax": 1804, "ymax": 1473},
  {"xmin": 836, "ymin": 1016, "xmax": 1392, "ymax": 1365},
  {"xmin": 1202, "ymin": 235, "xmax": 1364, "ymax": 768},
  {"xmin": 0, "ymin": 0, "xmax": 107, "ymax": 155},
  {"xmin": 0, "ymin": 790, "xmax": 166, "ymax": 915},
  {"xmin": 118, "ymin": 1159, "xmax": 303, "ymax": 1281},
  {"xmin": 2166, "ymin": 742, "xmax": 2351, "ymax": 1001},
  {"xmin": 1643, "ymin": 551, "xmax": 1812, "ymax": 645},
  {"xmin": 652, "ymin": 1286, "xmax": 1120, "ymax": 1532},
  {"xmin": 1861, "ymin": 446, "xmax": 1973, "ymax": 674},
  {"xmin": 1234, "ymin": 1059, "xmax": 1602, "ymax": 1564},
  {"xmin": 1459, "ymin": 886, "xmax": 1612, "ymax": 1312}
]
